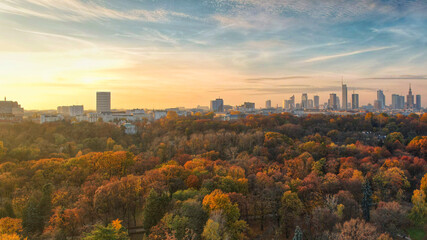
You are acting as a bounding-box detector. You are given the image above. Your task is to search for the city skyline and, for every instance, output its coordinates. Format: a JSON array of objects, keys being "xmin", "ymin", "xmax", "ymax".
[
  {"xmin": 2, "ymin": 82, "xmax": 423, "ymax": 112},
  {"xmin": 1, "ymin": 0, "xmax": 427, "ymax": 109}
]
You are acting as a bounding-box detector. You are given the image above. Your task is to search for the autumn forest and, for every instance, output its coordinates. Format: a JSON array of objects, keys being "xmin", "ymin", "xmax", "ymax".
[{"xmin": 0, "ymin": 112, "xmax": 426, "ymax": 240}]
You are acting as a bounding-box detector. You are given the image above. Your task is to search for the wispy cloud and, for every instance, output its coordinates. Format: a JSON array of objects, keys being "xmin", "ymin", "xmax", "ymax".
[
  {"xmin": 303, "ymin": 46, "xmax": 395, "ymax": 63},
  {"xmin": 209, "ymin": 85, "xmax": 377, "ymax": 95},
  {"xmin": 364, "ymin": 75, "xmax": 427, "ymax": 80},
  {"xmin": 245, "ymin": 76, "xmax": 310, "ymax": 83},
  {"xmin": 0, "ymin": 0, "xmax": 193, "ymax": 22},
  {"xmin": 15, "ymin": 29, "xmax": 96, "ymax": 47}
]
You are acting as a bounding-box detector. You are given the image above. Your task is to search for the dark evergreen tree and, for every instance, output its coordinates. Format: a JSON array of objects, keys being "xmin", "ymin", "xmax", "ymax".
[
  {"xmin": 142, "ymin": 189, "xmax": 170, "ymax": 232},
  {"xmin": 22, "ymin": 184, "xmax": 53, "ymax": 236},
  {"xmin": 292, "ymin": 226, "xmax": 303, "ymax": 240},
  {"xmin": 362, "ymin": 180, "xmax": 373, "ymax": 221}
]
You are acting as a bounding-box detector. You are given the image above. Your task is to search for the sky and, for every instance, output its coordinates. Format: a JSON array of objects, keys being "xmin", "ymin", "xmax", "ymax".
[{"xmin": 0, "ymin": 0, "xmax": 426, "ymax": 110}]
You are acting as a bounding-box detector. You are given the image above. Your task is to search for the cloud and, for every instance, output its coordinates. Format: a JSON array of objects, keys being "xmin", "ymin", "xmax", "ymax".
[
  {"xmin": 15, "ymin": 29, "xmax": 96, "ymax": 47},
  {"xmin": 209, "ymin": 85, "xmax": 376, "ymax": 95},
  {"xmin": 245, "ymin": 76, "xmax": 310, "ymax": 82},
  {"xmin": 210, "ymin": 0, "xmax": 427, "ymax": 21},
  {"xmin": 303, "ymin": 46, "xmax": 395, "ymax": 63},
  {"xmin": 0, "ymin": 0, "xmax": 194, "ymax": 22},
  {"xmin": 364, "ymin": 75, "xmax": 427, "ymax": 80}
]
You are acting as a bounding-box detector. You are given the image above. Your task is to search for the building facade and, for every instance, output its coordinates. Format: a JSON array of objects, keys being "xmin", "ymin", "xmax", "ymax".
[
  {"xmin": 342, "ymin": 83, "xmax": 348, "ymax": 110},
  {"xmin": 351, "ymin": 93, "xmax": 359, "ymax": 109},
  {"xmin": 210, "ymin": 98, "xmax": 224, "ymax": 112},
  {"xmin": 314, "ymin": 95, "xmax": 319, "ymax": 109},
  {"xmin": 96, "ymin": 92, "xmax": 111, "ymax": 113},
  {"xmin": 329, "ymin": 93, "xmax": 338, "ymax": 110},
  {"xmin": 377, "ymin": 90, "xmax": 385, "ymax": 109}
]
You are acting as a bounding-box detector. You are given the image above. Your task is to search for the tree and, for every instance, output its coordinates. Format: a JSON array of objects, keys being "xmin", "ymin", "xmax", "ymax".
[
  {"xmin": 385, "ymin": 132, "xmax": 404, "ymax": 150},
  {"xmin": 362, "ymin": 180, "xmax": 372, "ymax": 222},
  {"xmin": 292, "ymin": 226, "xmax": 303, "ymax": 240},
  {"xmin": 335, "ymin": 218, "xmax": 379, "ymax": 240},
  {"xmin": 47, "ymin": 207, "xmax": 82, "ymax": 238},
  {"xmin": 143, "ymin": 189, "xmax": 170, "ymax": 232},
  {"xmin": 0, "ymin": 141, "xmax": 6, "ymax": 160},
  {"xmin": 420, "ymin": 173, "xmax": 427, "ymax": 197},
  {"xmin": 373, "ymin": 167, "xmax": 409, "ymax": 201},
  {"xmin": 202, "ymin": 190, "xmax": 247, "ymax": 240},
  {"xmin": 409, "ymin": 189, "xmax": 427, "ymax": 226},
  {"xmin": 22, "ymin": 184, "xmax": 53, "ymax": 236},
  {"xmin": 280, "ymin": 191, "xmax": 304, "ymax": 238},
  {"xmin": 166, "ymin": 111, "xmax": 178, "ymax": 120},
  {"xmin": 0, "ymin": 217, "xmax": 22, "ymax": 235},
  {"xmin": 83, "ymin": 219, "xmax": 129, "ymax": 240},
  {"xmin": 371, "ymin": 202, "xmax": 409, "ymax": 237},
  {"xmin": 202, "ymin": 219, "xmax": 222, "ymax": 240},
  {"xmin": 202, "ymin": 189, "xmax": 240, "ymax": 224}
]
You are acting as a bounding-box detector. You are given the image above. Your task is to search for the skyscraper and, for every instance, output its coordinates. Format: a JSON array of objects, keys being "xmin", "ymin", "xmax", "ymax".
[
  {"xmin": 329, "ymin": 93, "xmax": 337, "ymax": 110},
  {"xmin": 308, "ymin": 99, "xmax": 314, "ymax": 109},
  {"xmin": 377, "ymin": 90, "xmax": 385, "ymax": 109},
  {"xmin": 399, "ymin": 96, "xmax": 405, "ymax": 109},
  {"xmin": 96, "ymin": 92, "xmax": 111, "ymax": 113},
  {"xmin": 266, "ymin": 100, "xmax": 271, "ymax": 108},
  {"xmin": 416, "ymin": 95, "xmax": 421, "ymax": 109},
  {"xmin": 301, "ymin": 93, "xmax": 308, "ymax": 109},
  {"xmin": 392, "ymin": 94, "xmax": 401, "ymax": 109},
  {"xmin": 407, "ymin": 84, "xmax": 414, "ymax": 109},
  {"xmin": 352, "ymin": 93, "xmax": 359, "ymax": 109},
  {"xmin": 342, "ymin": 83, "xmax": 348, "ymax": 110},
  {"xmin": 284, "ymin": 95, "xmax": 295, "ymax": 110},
  {"xmin": 314, "ymin": 95, "xmax": 319, "ymax": 109},
  {"xmin": 210, "ymin": 98, "xmax": 224, "ymax": 112}
]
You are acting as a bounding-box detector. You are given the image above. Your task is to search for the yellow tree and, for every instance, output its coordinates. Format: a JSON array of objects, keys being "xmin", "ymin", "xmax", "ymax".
[{"xmin": 409, "ymin": 189, "xmax": 427, "ymax": 225}]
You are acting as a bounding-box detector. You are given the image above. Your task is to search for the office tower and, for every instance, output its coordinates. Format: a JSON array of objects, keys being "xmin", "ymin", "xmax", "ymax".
[
  {"xmin": 301, "ymin": 93, "xmax": 308, "ymax": 109},
  {"xmin": 314, "ymin": 95, "xmax": 319, "ymax": 109},
  {"xmin": 329, "ymin": 93, "xmax": 337, "ymax": 110},
  {"xmin": 392, "ymin": 94, "xmax": 406, "ymax": 109},
  {"xmin": 342, "ymin": 83, "xmax": 348, "ymax": 110},
  {"xmin": 266, "ymin": 100, "xmax": 271, "ymax": 108},
  {"xmin": 352, "ymin": 93, "xmax": 359, "ymax": 109},
  {"xmin": 290, "ymin": 95, "xmax": 295, "ymax": 109},
  {"xmin": 336, "ymin": 96, "xmax": 340, "ymax": 110},
  {"xmin": 210, "ymin": 98, "xmax": 224, "ymax": 112},
  {"xmin": 96, "ymin": 92, "xmax": 111, "ymax": 113},
  {"xmin": 377, "ymin": 90, "xmax": 385, "ymax": 109},
  {"xmin": 399, "ymin": 96, "xmax": 405, "ymax": 109},
  {"xmin": 391, "ymin": 94, "xmax": 400, "ymax": 109},
  {"xmin": 407, "ymin": 84, "xmax": 414, "ymax": 109},
  {"xmin": 308, "ymin": 99, "xmax": 314, "ymax": 109},
  {"xmin": 416, "ymin": 95, "xmax": 421, "ymax": 109},
  {"xmin": 284, "ymin": 95, "xmax": 295, "ymax": 110}
]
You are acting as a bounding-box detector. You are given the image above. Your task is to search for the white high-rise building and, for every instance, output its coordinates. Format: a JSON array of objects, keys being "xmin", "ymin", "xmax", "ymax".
[
  {"xmin": 266, "ymin": 100, "xmax": 272, "ymax": 108},
  {"xmin": 342, "ymin": 83, "xmax": 348, "ymax": 111},
  {"xmin": 301, "ymin": 93, "xmax": 308, "ymax": 109},
  {"xmin": 314, "ymin": 95, "xmax": 319, "ymax": 109},
  {"xmin": 377, "ymin": 90, "xmax": 385, "ymax": 109},
  {"xmin": 96, "ymin": 92, "xmax": 111, "ymax": 113}
]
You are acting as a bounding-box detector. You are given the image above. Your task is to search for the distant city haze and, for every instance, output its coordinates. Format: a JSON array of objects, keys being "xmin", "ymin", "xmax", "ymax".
[{"xmin": 0, "ymin": 1, "xmax": 426, "ymax": 109}]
